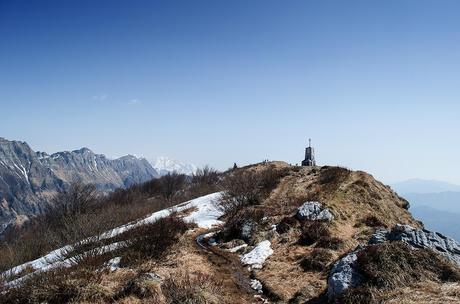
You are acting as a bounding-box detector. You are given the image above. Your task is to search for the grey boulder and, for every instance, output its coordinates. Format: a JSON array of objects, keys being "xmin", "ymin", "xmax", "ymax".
[{"xmin": 296, "ymin": 201, "xmax": 334, "ymax": 222}]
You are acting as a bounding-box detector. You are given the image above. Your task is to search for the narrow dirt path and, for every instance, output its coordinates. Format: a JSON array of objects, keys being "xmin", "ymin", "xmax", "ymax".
[{"xmin": 195, "ymin": 232, "xmax": 267, "ymax": 303}]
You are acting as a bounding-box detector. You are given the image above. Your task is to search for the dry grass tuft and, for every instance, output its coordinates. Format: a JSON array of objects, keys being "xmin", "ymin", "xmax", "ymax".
[
  {"xmin": 298, "ymin": 222, "xmax": 331, "ymax": 246},
  {"xmin": 161, "ymin": 271, "xmax": 223, "ymax": 304},
  {"xmin": 276, "ymin": 216, "xmax": 299, "ymax": 234},
  {"xmin": 339, "ymin": 242, "xmax": 460, "ymax": 303},
  {"xmin": 300, "ymin": 249, "xmax": 335, "ymax": 272}
]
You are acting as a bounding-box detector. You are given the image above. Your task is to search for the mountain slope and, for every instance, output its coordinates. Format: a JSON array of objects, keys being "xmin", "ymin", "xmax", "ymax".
[
  {"xmin": 1, "ymin": 162, "xmax": 459, "ymax": 303},
  {"xmin": 0, "ymin": 138, "xmax": 159, "ymax": 231}
]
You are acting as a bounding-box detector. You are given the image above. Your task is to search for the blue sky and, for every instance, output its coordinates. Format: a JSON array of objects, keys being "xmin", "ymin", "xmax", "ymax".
[{"xmin": 1, "ymin": 1, "xmax": 459, "ymax": 184}]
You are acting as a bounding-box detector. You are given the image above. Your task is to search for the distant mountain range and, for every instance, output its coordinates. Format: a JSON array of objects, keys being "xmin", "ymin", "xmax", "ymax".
[
  {"xmin": 391, "ymin": 179, "xmax": 460, "ymax": 241},
  {"xmin": 152, "ymin": 156, "xmax": 197, "ymax": 176},
  {"xmin": 391, "ymin": 178, "xmax": 460, "ymax": 194},
  {"xmin": 0, "ymin": 138, "xmax": 183, "ymax": 232}
]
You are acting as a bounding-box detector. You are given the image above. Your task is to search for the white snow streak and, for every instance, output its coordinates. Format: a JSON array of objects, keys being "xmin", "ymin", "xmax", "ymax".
[{"xmin": 240, "ymin": 241, "xmax": 273, "ymax": 269}]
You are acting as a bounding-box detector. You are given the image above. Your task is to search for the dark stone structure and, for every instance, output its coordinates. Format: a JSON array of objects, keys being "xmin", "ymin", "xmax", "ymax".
[{"xmin": 301, "ymin": 139, "xmax": 316, "ymax": 166}]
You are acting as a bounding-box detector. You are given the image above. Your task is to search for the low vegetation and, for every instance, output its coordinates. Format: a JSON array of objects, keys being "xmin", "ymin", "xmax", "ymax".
[
  {"xmin": 300, "ymin": 248, "xmax": 335, "ymax": 272},
  {"xmin": 339, "ymin": 242, "xmax": 460, "ymax": 303},
  {"xmin": 119, "ymin": 216, "xmax": 193, "ymax": 266},
  {"xmin": 218, "ymin": 165, "xmax": 288, "ymax": 243},
  {"xmin": 298, "ymin": 221, "xmax": 331, "ymax": 246},
  {"xmin": 219, "ymin": 165, "xmax": 289, "ymax": 219},
  {"xmin": 161, "ymin": 271, "xmax": 223, "ymax": 304},
  {"xmin": 0, "ymin": 168, "xmax": 220, "ymax": 273}
]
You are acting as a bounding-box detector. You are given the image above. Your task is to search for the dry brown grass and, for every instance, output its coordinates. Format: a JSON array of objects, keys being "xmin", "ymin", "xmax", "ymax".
[
  {"xmin": 300, "ymin": 249, "xmax": 335, "ymax": 272},
  {"xmin": 119, "ymin": 216, "xmax": 191, "ymax": 267},
  {"xmin": 338, "ymin": 242, "xmax": 460, "ymax": 304},
  {"xmin": 298, "ymin": 222, "xmax": 331, "ymax": 246},
  {"xmin": 161, "ymin": 271, "xmax": 223, "ymax": 304},
  {"xmin": 220, "ymin": 162, "xmax": 426, "ymax": 302}
]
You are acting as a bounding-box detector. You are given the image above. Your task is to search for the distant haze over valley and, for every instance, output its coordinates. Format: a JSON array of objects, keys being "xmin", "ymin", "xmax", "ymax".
[{"xmin": 392, "ymin": 179, "xmax": 460, "ymax": 241}]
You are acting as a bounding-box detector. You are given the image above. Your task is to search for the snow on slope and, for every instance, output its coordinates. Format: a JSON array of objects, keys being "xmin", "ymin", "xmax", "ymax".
[
  {"xmin": 241, "ymin": 240, "xmax": 274, "ymax": 269},
  {"xmin": 152, "ymin": 156, "xmax": 197, "ymax": 176},
  {"xmin": 1, "ymin": 192, "xmax": 223, "ymax": 285}
]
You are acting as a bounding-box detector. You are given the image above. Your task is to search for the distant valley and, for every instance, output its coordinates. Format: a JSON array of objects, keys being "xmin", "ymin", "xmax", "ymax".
[{"xmin": 392, "ymin": 179, "xmax": 460, "ymax": 241}]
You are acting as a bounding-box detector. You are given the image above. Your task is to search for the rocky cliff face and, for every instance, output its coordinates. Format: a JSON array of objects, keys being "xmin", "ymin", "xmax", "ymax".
[{"xmin": 0, "ymin": 138, "xmax": 159, "ymax": 231}]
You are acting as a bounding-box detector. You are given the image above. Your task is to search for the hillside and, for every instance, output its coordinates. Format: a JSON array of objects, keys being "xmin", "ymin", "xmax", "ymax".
[
  {"xmin": 1, "ymin": 162, "xmax": 459, "ymax": 304},
  {"xmin": 0, "ymin": 138, "xmax": 158, "ymax": 232}
]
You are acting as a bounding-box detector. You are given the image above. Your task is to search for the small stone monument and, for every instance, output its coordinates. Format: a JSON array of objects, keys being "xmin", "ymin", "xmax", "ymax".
[{"xmin": 301, "ymin": 138, "xmax": 316, "ymax": 166}]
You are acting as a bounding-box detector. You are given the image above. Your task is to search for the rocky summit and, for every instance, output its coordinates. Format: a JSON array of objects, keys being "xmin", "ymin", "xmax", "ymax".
[{"xmin": 0, "ymin": 138, "xmax": 158, "ymax": 232}]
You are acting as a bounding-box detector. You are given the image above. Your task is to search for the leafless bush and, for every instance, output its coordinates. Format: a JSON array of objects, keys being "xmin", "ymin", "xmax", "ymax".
[
  {"xmin": 220, "ymin": 166, "xmax": 287, "ymax": 219},
  {"xmin": 0, "ymin": 260, "xmax": 110, "ymax": 304},
  {"xmin": 218, "ymin": 208, "xmax": 265, "ymax": 243},
  {"xmin": 120, "ymin": 216, "xmax": 190, "ymax": 266},
  {"xmin": 44, "ymin": 183, "xmax": 101, "ymax": 244},
  {"xmin": 117, "ymin": 272, "xmax": 162, "ymax": 300},
  {"xmin": 298, "ymin": 221, "xmax": 331, "ymax": 246},
  {"xmin": 190, "ymin": 166, "xmax": 220, "ymax": 196},
  {"xmin": 276, "ymin": 216, "xmax": 298, "ymax": 234}
]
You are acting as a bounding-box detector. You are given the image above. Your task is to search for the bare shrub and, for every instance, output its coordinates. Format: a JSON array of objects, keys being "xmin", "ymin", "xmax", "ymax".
[
  {"xmin": 220, "ymin": 166, "xmax": 287, "ymax": 219},
  {"xmin": 120, "ymin": 216, "xmax": 190, "ymax": 266},
  {"xmin": 117, "ymin": 273, "xmax": 161, "ymax": 300},
  {"xmin": 158, "ymin": 172, "xmax": 187, "ymax": 203},
  {"xmin": 44, "ymin": 183, "xmax": 101, "ymax": 244},
  {"xmin": 218, "ymin": 208, "xmax": 265, "ymax": 243},
  {"xmin": 191, "ymin": 166, "xmax": 220, "ymax": 196},
  {"xmin": 300, "ymin": 248, "xmax": 335, "ymax": 272},
  {"xmin": 1, "ymin": 262, "xmax": 110, "ymax": 304},
  {"xmin": 298, "ymin": 222, "xmax": 331, "ymax": 246},
  {"xmin": 357, "ymin": 242, "xmax": 460, "ymax": 289},
  {"xmin": 276, "ymin": 216, "xmax": 298, "ymax": 234},
  {"xmin": 161, "ymin": 272, "xmax": 222, "ymax": 304}
]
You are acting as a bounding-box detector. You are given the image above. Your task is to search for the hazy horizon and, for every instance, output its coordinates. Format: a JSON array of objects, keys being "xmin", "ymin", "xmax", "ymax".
[{"xmin": 1, "ymin": 1, "xmax": 460, "ymax": 184}]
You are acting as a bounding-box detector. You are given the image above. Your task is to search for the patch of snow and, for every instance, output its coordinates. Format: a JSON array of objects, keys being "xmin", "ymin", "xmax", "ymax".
[
  {"xmin": 241, "ymin": 241, "xmax": 273, "ymax": 269},
  {"xmin": 5, "ymin": 242, "xmax": 125, "ymax": 287},
  {"xmin": 100, "ymin": 192, "xmax": 223, "ymax": 239},
  {"xmin": 196, "ymin": 231, "xmax": 221, "ymax": 248},
  {"xmin": 183, "ymin": 194, "xmax": 224, "ymax": 228},
  {"xmin": 106, "ymin": 257, "xmax": 122, "ymax": 271},
  {"xmin": 227, "ymin": 244, "xmax": 248, "ymax": 253},
  {"xmin": 250, "ymin": 279, "xmax": 263, "ymax": 293}
]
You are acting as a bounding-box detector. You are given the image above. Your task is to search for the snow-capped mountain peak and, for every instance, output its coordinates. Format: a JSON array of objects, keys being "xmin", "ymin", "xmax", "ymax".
[{"xmin": 151, "ymin": 156, "xmax": 197, "ymax": 176}]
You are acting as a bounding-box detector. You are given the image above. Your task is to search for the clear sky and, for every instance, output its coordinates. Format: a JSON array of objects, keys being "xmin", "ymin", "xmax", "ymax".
[{"xmin": 1, "ymin": 1, "xmax": 459, "ymax": 184}]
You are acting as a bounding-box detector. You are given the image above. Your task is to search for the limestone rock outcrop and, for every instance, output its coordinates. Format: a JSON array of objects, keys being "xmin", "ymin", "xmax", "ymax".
[{"xmin": 296, "ymin": 201, "xmax": 334, "ymax": 222}]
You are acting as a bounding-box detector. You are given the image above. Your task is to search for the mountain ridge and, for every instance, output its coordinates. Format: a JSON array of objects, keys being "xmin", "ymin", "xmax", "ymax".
[{"xmin": 0, "ymin": 137, "xmax": 159, "ymax": 231}]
